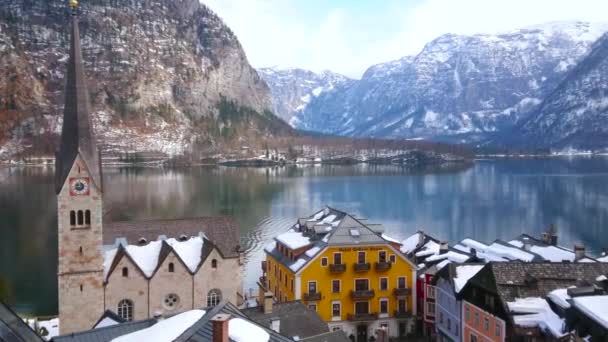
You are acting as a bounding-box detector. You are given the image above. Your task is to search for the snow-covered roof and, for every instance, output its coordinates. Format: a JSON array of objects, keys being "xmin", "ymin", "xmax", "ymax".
[
  {"xmin": 229, "ymin": 317, "xmax": 270, "ymax": 342},
  {"xmin": 104, "ymin": 236, "xmax": 209, "ymax": 280},
  {"xmin": 381, "ymin": 233, "xmax": 400, "ymax": 244},
  {"xmin": 572, "ymin": 296, "xmax": 608, "ymax": 329},
  {"xmin": 400, "ymin": 233, "xmax": 421, "ymax": 254},
  {"xmin": 454, "ymin": 265, "xmax": 485, "ymax": 293},
  {"xmin": 547, "ymin": 288, "xmax": 572, "ymax": 309},
  {"xmin": 507, "ymin": 297, "xmax": 566, "ymax": 338},
  {"xmin": 275, "ymin": 231, "xmax": 311, "ymax": 250},
  {"xmin": 111, "ymin": 310, "xmax": 205, "ymax": 342},
  {"xmin": 508, "ymin": 239, "xmax": 575, "ymax": 262}
]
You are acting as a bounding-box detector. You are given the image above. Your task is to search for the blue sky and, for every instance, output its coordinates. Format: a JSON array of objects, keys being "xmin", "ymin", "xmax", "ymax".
[{"xmin": 204, "ymin": 0, "xmax": 607, "ymax": 78}]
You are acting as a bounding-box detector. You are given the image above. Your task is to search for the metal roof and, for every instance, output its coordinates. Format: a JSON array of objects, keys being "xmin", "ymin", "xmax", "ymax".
[{"xmin": 0, "ymin": 301, "xmax": 44, "ymax": 342}]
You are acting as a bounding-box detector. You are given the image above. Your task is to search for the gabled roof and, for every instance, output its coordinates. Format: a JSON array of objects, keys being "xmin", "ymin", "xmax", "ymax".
[
  {"xmin": 103, "ymin": 217, "xmax": 240, "ymax": 258},
  {"xmin": 241, "ymin": 301, "xmax": 329, "ymax": 340},
  {"xmin": 174, "ymin": 301, "xmax": 293, "ymax": 342},
  {"xmin": 93, "ymin": 310, "xmax": 126, "ymax": 329},
  {"xmin": 266, "ymin": 207, "xmax": 404, "ymax": 274},
  {"xmin": 508, "ymin": 234, "xmax": 597, "ymax": 262},
  {"xmin": 55, "ymin": 13, "xmax": 102, "ymax": 194},
  {"xmin": 51, "ymin": 319, "xmax": 156, "ymax": 342},
  {"xmin": 0, "ymin": 301, "xmax": 44, "ymax": 342}
]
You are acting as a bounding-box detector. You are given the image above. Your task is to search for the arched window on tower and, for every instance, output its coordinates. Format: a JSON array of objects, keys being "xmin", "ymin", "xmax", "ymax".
[
  {"xmin": 77, "ymin": 210, "xmax": 84, "ymax": 225},
  {"xmin": 122, "ymin": 267, "xmax": 129, "ymax": 278},
  {"xmin": 85, "ymin": 210, "xmax": 91, "ymax": 225},
  {"xmin": 206, "ymin": 289, "xmax": 222, "ymax": 307},
  {"xmin": 117, "ymin": 299, "xmax": 134, "ymax": 321},
  {"xmin": 168, "ymin": 262, "xmax": 174, "ymax": 273},
  {"xmin": 211, "ymin": 259, "xmax": 218, "ymax": 269},
  {"xmin": 70, "ymin": 211, "xmax": 76, "ymax": 226}
]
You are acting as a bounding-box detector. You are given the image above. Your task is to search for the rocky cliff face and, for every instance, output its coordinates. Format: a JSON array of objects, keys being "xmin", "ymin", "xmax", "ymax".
[
  {"xmin": 257, "ymin": 67, "xmax": 352, "ymax": 126},
  {"xmin": 504, "ymin": 33, "xmax": 608, "ymax": 149},
  {"xmin": 0, "ymin": 0, "xmax": 291, "ymax": 159},
  {"xmin": 290, "ymin": 22, "xmax": 608, "ymax": 145}
]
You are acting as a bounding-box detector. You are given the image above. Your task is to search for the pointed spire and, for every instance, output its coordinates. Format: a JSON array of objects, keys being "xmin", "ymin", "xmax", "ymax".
[{"xmin": 55, "ymin": 5, "xmax": 103, "ymax": 194}]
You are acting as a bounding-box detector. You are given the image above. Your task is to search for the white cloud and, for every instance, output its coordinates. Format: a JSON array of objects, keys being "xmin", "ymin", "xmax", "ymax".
[{"xmin": 203, "ymin": 0, "xmax": 608, "ymax": 78}]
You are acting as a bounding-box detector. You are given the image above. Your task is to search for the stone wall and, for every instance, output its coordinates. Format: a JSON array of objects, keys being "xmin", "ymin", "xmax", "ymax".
[
  {"xmin": 57, "ymin": 155, "xmax": 104, "ymax": 334},
  {"xmin": 104, "ymin": 256, "xmax": 150, "ymax": 321},
  {"xmin": 193, "ymin": 249, "xmax": 243, "ymax": 307},
  {"xmin": 149, "ymin": 252, "xmax": 194, "ymax": 315}
]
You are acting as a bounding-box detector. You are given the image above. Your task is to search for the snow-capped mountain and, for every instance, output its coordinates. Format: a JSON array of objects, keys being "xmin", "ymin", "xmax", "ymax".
[
  {"xmin": 257, "ymin": 68, "xmax": 352, "ymax": 126},
  {"xmin": 290, "ymin": 21, "xmax": 608, "ymax": 144},
  {"xmin": 502, "ymin": 33, "xmax": 608, "ymax": 149}
]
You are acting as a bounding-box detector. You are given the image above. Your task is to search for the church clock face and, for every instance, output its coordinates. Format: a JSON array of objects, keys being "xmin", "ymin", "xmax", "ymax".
[{"xmin": 69, "ymin": 177, "xmax": 90, "ymax": 196}]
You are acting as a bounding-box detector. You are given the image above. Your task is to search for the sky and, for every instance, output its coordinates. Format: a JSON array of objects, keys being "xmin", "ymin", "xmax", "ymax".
[{"xmin": 204, "ymin": 0, "xmax": 608, "ymax": 78}]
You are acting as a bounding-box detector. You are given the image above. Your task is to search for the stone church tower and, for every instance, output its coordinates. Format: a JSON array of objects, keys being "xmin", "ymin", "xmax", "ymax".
[{"xmin": 55, "ymin": 3, "xmax": 105, "ymax": 334}]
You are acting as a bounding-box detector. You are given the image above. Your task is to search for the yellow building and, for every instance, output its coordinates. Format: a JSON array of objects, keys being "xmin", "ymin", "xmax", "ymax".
[{"xmin": 261, "ymin": 207, "xmax": 417, "ymax": 341}]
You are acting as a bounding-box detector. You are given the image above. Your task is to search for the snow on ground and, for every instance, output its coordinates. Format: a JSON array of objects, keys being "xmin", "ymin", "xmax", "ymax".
[
  {"xmin": 276, "ymin": 231, "xmax": 311, "ymax": 250},
  {"xmin": 305, "ymin": 246, "xmax": 321, "ymax": 257},
  {"xmin": 112, "ymin": 310, "xmax": 205, "ymax": 342},
  {"xmin": 165, "ymin": 237, "xmax": 204, "ymax": 272},
  {"xmin": 381, "ymin": 233, "xmax": 401, "ymax": 244},
  {"xmin": 454, "ymin": 265, "xmax": 485, "ymax": 293},
  {"xmin": 229, "ymin": 317, "xmax": 270, "ymax": 342},
  {"xmin": 507, "ymin": 297, "xmax": 565, "ymax": 338},
  {"xmin": 38, "ymin": 318, "xmax": 59, "ymax": 341},
  {"xmin": 547, "ymin": 288, "xmax": 572, "ymax": 309},
  {"xmin": 124, "ymin": 241, "xmax": 163, "ymax": 277},
  {"xmin": 400, "ymin": 233, "xmax": 420, "ymax": 254},
  {"xmin": 290, "ymin": 258, "xmax": 307, "ymax": 272},
  {"xmin": 572, "ymin": 296, "xmax": 608, "ymax": 329}
]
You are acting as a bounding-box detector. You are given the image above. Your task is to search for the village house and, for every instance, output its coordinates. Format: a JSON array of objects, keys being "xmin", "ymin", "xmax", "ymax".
[
  {"xmin": 459, "ymin": 262, "xmax": 608, "ymax": 342},
  {"xmin": 261, "ymin": 207, "xmax": 417, "ymax": 341},
  {"xmin": 55, "ymin": 5, "xmax": 242, "ymax": 334}
]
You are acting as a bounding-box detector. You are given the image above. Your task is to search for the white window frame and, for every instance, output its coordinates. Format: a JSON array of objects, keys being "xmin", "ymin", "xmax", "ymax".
[
  {"xmin": 331, "ymin": 301, "xmax": 341, "ymax": 321},
  {"xmin": 398, "ymin": 276, "xmax": 408, "ymax": 289},
  {"xmin": 332, "ymin": 279, "xmax": 341, "ymax": 293},
  {"xmin": 426, "ymin": 284, "xmax": 435, "ymax": 299},
  {"xmin": 308, "ymin": 303, "xmax": 317, "ymax": 311},
  {"xmin": 378, "ymin": 250, "xmax": 387, "ymax": 262},
  {"xmin": 357, "ymin": 251, "xmax": 366, "ymax": 264},
  {"xmin": 321, "ymin": 257, "xmax": 328, "ymax": 267},
  {"xmin": 333, "ymin": 252, "xmax": 342, "ymax": 265},
  {"xmin": 389, "ymin": 254, "xmax": 396, "ymax": 263},
  {"xmin": 379, "ymin": 298, "xmax": 389, "ymax": 317},
  {"xmin": 354, "ymin": 278, "xmax": 370, "ymax": 291},
  {"xmin": 353, "ymin": 301, "xmax": 370, "ymax": 315},
  {"xmin": 379, "ymin": 277, "xmax": 389, "ymax": 291},
  {"xmin": 308, "ymin": 280, "xmax": 317, "ymax": 294}
]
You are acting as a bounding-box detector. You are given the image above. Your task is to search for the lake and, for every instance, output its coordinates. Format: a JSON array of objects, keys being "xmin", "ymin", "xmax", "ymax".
[{"xmin": 2, "ymin": 157, "xmax": 608, "ymax": 316}]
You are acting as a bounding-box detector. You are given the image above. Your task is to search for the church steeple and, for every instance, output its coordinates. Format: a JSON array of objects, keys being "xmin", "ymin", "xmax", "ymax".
[{"xmin": 55, "ymin": 2, "xmax": 102, "ymax": 194}]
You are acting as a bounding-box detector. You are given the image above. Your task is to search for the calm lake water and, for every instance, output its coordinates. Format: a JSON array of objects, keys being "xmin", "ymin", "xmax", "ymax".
[{"xmin": 2, "ymin": 158, "xmax": 608, "ymax": 316}]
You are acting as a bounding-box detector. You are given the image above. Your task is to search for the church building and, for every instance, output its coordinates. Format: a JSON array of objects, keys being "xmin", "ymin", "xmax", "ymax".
[{"xmin": 55, "ymin": 3, "xmax": 243, "ymax": 334}]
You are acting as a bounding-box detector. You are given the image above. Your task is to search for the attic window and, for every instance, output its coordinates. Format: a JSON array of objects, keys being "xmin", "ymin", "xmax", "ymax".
[
  {"xmin": 350, "ymin": 229, "xmax": 360, "ymax": 237},
  {"xmin": 179, "ymin": 235, "xmax": 189, "ymax": 241},
  {"xmin": 168, "ymin": 262, "xmax": 175, "ymax": 273},
  {"xmin": 138, "ymin": 237, "xmax": 147, "ymax": 245}
]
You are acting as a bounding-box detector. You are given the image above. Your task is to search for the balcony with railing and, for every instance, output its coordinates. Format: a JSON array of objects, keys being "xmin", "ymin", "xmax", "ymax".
[
  {"xmin": 393, "ymin": 288, "xmax": 412, "ymax": 296},
  {"xmin": 394, "ymin": 310, "xmax": 412, "ymax": 318},
  {"xmin": 347, "ymin": 312, "xmax": 379, "ymax": 322},
  {"xmin": 353, "ymin": 262, "xmax": 371, "ymax": 272},
  {"xmin": 350, "ymin": 289, "xmax": 375, "ymax": 300},
  {"xmin": 330, "ymin": 263, "xmax": 347, "ymax": 273},
  {"xmin": 375, "ymin": 261, "xmax": 392, "ymax": 271},
  {"xmin": 303, "ymin": 292, "xmax": 322, "ymax": 301}
]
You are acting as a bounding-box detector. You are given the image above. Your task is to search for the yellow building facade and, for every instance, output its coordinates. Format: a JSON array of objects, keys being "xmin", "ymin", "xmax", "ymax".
[{"xmin": 262, "ymin": 208, "xmax": 417, "ymax": 341}]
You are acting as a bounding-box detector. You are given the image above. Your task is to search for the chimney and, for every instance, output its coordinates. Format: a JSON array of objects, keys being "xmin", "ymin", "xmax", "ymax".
[
  {"xmin": 418, "ymin": 231, "xmax": 425, "ymax": 247},
  {"xmin": 523, "ymin": 239, "xmax": 532, "ymax": 251},
  {"xmin": 440, "ymin": 241, "xmax": 449, "ymax": 254},
  {"xmin": 212, "ymin": 314, "xmax": 231, "ymax": 342},
  {"xmin": 263, "ymin": 291, "xmax": 274, "ymax": 314},
  {"xmin": 541, "ymin": 232, "xmax": 549, "ymax": 245},
  {"xmin": 270, "ymin": 317, "xmax": 280, "ymax": 333},
  {"xmin": 550, "ymin": 234, "xmax": 558, "ymax": 246},
  {"xmin": 574, "ymin": 244, "xmax": 586, "ymax": 261}
]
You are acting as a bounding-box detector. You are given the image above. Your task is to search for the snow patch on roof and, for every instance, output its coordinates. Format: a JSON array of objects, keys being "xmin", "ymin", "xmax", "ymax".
[
  {"xmin": 125, "ymin": 241, "xmax": 163, "ymax": 277},
  {"xmin": 165, "ymin": 236, "xmax": 204, "ymax": 273},
  {"xmin": 507, "ymin": 297, "xmax": 565, "ymax": 338},
  {"xmin": 454, "ymin": 265, "xmax": 484, "ymax": 293},
  {"xmin": 111, "ymin": 310, "xmax": 205, "ymax": 342},
  {"xmin": 547, "ymin": 288, "xmax": 571, "ymax": 309},
  {"xmin": 104, "ymin": 248, "xmax": 118, "ymax": 280},
  {"xmin": 305, "ymin": 246, "xmax": 321, "ymax": 257},
  {"xmin": 401, "ymin": 233, "xmax": 421, "ymax": 254},
  {"xmin": 572, "ymin": 296, "xmax": 608, "ymax": 329},
  {"xmin": 95, "ymin": 317, "xmax": 120, "ymax": 329},
  {"xmin": 381, "ymin": 233, "xmax": 400, "ymax": 244},
  {"xmin": 276, "ymin": 231, "xmax": 311, "ymax": 250},
  {"xmin": 229, "ymin": 317, "xmax": 270, "ymax": 342},
  {"xmin": 415, "ymin": 240, "xmax": 440, "ymax": 257},
  {"xmin": 290, "ymin": 258, "xmax": 307, "ymax": 272}
]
